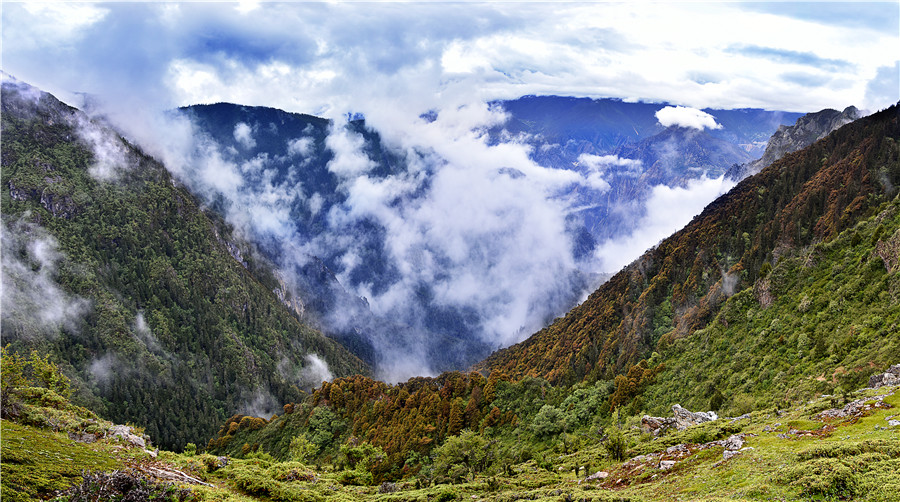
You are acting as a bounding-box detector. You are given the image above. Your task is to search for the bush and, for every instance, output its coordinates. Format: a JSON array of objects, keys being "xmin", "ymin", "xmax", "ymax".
[
  {"xmin": 531, "ymin": 404, "xmax": 566, "ymax": 438},
  {"xmin": 784, "ymin": 458, "xmax": 858, "ymax": 497},
  {"xmin": 435, "ymin": 487, "xmax": 458, "ymax": 502},
  {"xmin": 58, "ymin": 469, "xmax": 195, "ymax": 502},
  {"xmin": 604, "ymin": 427, "xmax": 627, "ymax": 461},
  {"xmin": 289, "ymin": 435, "xmax": 317, "ymax": 462},
  {"xmin": 337, "ymin": 469, "xmax": 373, "ymax": 486}
]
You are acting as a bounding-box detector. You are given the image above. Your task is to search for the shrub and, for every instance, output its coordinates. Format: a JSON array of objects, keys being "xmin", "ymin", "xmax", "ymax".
[
  {"xmin": 337, "ymin": 469, "xmax": 373, "ymax": 486},
  {"xmin": 784, "ymin": 458, "xmax": 858, "ymax": 498},
  {"xmin": 289, "ymin": 435, "xmax": 317, "ymax": 462},
  {"xmin": 435, "ymin": 487, "xmax": 458, "ymax": 502},
  {"xmin": 531, "ymin": 404, "xmax": 565, "ymax": 437},
  {"xmin": 58, "ymin": 469, "xmax": 195, "ymax": 502}
]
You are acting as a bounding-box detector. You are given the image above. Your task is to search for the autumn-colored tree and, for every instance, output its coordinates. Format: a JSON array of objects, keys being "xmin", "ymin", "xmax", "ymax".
[
  {"xmin": 448, "ymin": 397, "xmax": 465, "ymax": 436},
  {"xmin": 330, "ymin": 384, "xmax": 345, "ymax": 409}
]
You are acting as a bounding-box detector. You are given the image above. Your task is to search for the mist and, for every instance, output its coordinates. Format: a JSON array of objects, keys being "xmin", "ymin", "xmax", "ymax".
[{"xmin": 1, "ymin": 216, "xmax": 92, "ymax": 340}]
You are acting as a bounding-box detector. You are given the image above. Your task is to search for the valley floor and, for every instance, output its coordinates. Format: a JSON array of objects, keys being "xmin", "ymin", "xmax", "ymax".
[{"xmin": 4, "ymin": 384, "xmax": 898, "ymax": 502}]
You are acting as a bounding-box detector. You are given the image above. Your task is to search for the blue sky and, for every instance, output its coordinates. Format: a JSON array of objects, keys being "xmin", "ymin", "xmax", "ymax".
[{"xmin": 2, "ymin": 1, "xmax": 897, "ymax": 120}]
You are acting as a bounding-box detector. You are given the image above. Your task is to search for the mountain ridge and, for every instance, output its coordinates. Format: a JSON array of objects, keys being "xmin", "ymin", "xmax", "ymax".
[{"xmin": 477, "ymin": 103, "xmax": 900, "ymax": 384}]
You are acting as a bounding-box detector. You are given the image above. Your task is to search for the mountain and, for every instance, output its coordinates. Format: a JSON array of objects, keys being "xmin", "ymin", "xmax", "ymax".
[
  {"xmin": 3, "ymin": 79, "xmax": 899, "ymax": 502},
  {"xmin": 494, "ymin": 96, "xmax": 802, "ymax": 160},
  {"xmin": 0, "ymin": 75, "xmax": 369, "ymax": 450},
  {"xmin": 493, "ymin": 96, "xmax": 804, "ymax": 243},
  {"xmin": 726, "ymin": 105, "xmax": 862, "ymax": 181},
  {"xmin": 176, "ymin": 103, "xmax": 502, "ymax": 375},
  {"xmin": 204, "ymin": 102, "xmax": 898, "ymax": 491},
  {"xmin": 174, "ymin": 98, "xmax": 804, "ymax": 377},
  {"xmin": 478, "ymin": 104, "xmax": 900, "ymax": 385}
]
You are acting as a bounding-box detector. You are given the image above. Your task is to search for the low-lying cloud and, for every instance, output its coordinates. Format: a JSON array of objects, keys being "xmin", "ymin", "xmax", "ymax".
[
  {"xmin": 655, "ymin": 106, "xmax": 722, "ymax": 131},
  {"xmin": 594, "ymin": 175, "xmax": 736, "ymax": 272},
  {"xmin": 299, "ymin": 354, "xmax": 333, "ymax": 388},
  {"xmin": 74, "ymin": 114, "xmax": 135, "ymax": 181},
  {"xmin": 233, "ymin": 122, "xmax": 256, "ymax": 150},
  {"xmin": 1, "ymin": 216, "xmax": 92, "ymax": 339}
]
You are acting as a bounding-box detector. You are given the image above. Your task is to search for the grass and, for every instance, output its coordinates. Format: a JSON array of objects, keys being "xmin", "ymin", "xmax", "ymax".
[{"xmin": 0, "ymin": 420, "xmax": 122, "ymax": 501}]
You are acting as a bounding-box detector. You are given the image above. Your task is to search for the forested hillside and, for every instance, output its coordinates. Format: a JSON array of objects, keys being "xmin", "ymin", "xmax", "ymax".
[
  {"xmin": 196, "ymin": 107, "xmax": 900, "ymax": 499},
  {"xmin": 479, "ymin": 104, "xmax": 900, "ymax": 386},
  {"xmin": 0, "ymin": 77, "xmax": 368, "ymax": 450}
]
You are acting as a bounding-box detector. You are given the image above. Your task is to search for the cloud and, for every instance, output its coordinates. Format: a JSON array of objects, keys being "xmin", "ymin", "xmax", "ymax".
[
  {"xmin": 655, "ymin": 106, "xmax": 722, "ymax": 131},
  {"xmin": 1, "ymin": 216, "xmax": 92, "ymax": 340},
  {"xmin": 233, "ymin": 122, "xmax": 256, "ymax": 149},
  {"xmin": 325, "ymin": 126, "xmax": 376, "ymax": 179},
  {"xmin": 594, "ymin": 175, "xmax": 736, "ymax": 273},
  {"xmin": 575, "ymin": 154, "xmax": 644, "ymax": 191},
  {"xmin": 864, "ymin": 61, "xmax": 900, "ymax": 111},
  {"xmin": 287, "ymin": 136, "xmax": 314, "ymax": 157},
  {"xmin": 133, "ymin": 311, "xmax": 169, "ymax": 357},
  {"xmin": 88, "ymin": 353, "xmax": 120, "ymax": 386},
  {"xmin": 299, "ymin": 354, "xmax": 333, "ymax": 387},
  {"xmin": 4, "ymin": 2, "xmax": 897, "ymax": 119},
  {"xmin": 73, "ymin": 114, "xmax": 135, "ymax": 181},
  {"xmin": 237, "ymin": 387, "xmax": 280, "ymax": 418},
  {"xmin": 726, "ymin": 44, "xmax": 854, "ymax": 72}
]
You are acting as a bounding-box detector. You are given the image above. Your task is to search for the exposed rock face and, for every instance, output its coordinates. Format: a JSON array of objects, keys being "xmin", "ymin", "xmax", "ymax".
[
  {"xmin": 640, "ymin": 415, "xmax": 677, "ymax": 437},
  {"xmin": 641, "ymin": 404, "xmax": 718, "ymax": 437},
  {"xmin": 722, "ymin": 435, "xmax": 744, "ymax": 451},
  {"xmin": 817, "ymin": 391, "xmax": 893, "ymax": 419},
  {"xmin": 108, "ymin": 425, "xmax": 148, "ymax": 448},
  {"xmin": 873, "ymin": 230, "xmax": 900, "ymax": 273},
  {"xmin": 726, "ymin": 106, "xmax": 862, "ymax": 181},
  {"xmin": 585, "ymin": 471, "xmax": 609, "ymax": 481},
  {"xmin": 868, "ymin": 364, "xmax": 900, "ymax": 388},
  {"xmin": 672, "ymin": 404, "xmax": 718, "ymax": 430}
]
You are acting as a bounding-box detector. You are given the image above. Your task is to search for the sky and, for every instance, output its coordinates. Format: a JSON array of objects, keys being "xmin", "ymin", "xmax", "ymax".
[
  {"xmin": 2, "ymin": 1, "xmax": 897, "ymax": 120},
  {"xmin": 3, "ymin": 1, "xmax": 899, "ymax": 380}
]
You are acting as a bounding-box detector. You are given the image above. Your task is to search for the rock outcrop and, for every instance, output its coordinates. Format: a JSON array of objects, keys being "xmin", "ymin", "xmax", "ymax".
[
  {"xmin": 868, "ymin": 364, "xmax": 900, "ymax": 388},
  {"xmin": 726, "ymin": 106, "xmax": 861, "ymax": 181},
  {"xmin": 108, "ymin": 424, "xmax": 149, "ymax": 448},
  {"xmin": 641, "ymin": 404, "xmax": 718, "ymax": 437}
]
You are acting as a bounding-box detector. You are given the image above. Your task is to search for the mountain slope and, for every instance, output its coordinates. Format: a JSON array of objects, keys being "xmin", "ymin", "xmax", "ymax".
[
  {"xmin": 478, "ymin": 104, "xmax": 900, "ymax": 385},
  {"xmin": 726, "ymin": 106, "xmax": 862, "ymax": 181},
  {"xmin": 0, "ymin": 75, "xmax": 368, "ymax": 450}
]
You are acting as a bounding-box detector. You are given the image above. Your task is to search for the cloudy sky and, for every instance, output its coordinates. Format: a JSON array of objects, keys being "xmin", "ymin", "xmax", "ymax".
[{"xmin": 3, "ymin": 1, "xmax": 897, "ymax": 121}]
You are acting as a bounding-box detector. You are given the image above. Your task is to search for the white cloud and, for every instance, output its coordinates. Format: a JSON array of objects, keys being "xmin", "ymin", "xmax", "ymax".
[
  {"xmin": 325, "ymin": 126, "xmax": 375, "ymax": 179},
  {"xmin": 233, "ymin": 122, "xmax": 256, "ymax": 149},
  {"xmin": 287, "ymin": 136, "xmax": 314, "ymax": 157},
  {"xmin": 74, "ymin": 115, "xmax": 135, "ymax": 181},
  {"xmin": 655, "ymin": 106, "xmax": 722, "ymax": 130},
  {"xmin": 300, "ymin": 354, "xmax": 333, "ymax": 387},
  {"xmin": 1, "ymin": 217, "xmax": 92, "ymax": 339},
  {"xmin": 594, "ymin": 175, "xmax": 736, "ymax": 273}
]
